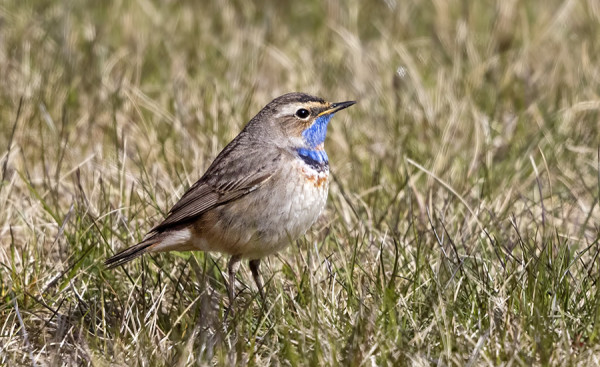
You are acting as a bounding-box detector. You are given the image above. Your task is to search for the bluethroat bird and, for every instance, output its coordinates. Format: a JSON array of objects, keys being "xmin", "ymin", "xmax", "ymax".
[{"xmin": 105, "ymin": 92, "xmax": 355, "ymax": 303}]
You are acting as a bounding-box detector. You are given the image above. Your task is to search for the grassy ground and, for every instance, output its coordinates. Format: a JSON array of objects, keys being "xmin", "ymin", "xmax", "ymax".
[{"xmin": 1, "ymin": 0, "xmax": 599, "ymax": 365}]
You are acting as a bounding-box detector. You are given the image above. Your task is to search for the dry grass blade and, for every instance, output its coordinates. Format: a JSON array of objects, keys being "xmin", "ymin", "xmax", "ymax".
[{"xmin": 1, "ymin": 0, "xmax": 600, "ymax": 365}]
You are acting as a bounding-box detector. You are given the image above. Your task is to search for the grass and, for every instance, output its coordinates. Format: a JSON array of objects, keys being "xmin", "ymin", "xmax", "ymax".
[{"xmin": 1, "ymin": 0, "xmax": 599, "ymax": 365}]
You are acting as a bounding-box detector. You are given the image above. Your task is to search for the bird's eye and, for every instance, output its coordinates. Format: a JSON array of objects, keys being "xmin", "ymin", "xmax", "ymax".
[{"xmin": 295, "ymin": 108, "xmax": 310, "ymax": 119}]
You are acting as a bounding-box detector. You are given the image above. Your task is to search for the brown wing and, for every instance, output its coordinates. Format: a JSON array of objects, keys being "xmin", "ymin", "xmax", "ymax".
[{"xmin": 149, "ymin": 138, "xmax": 282, "ymax": 234}]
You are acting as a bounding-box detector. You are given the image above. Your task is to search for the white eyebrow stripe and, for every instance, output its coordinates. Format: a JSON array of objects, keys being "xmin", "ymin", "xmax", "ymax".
[
  {"xmin": 274, "ymin": 104, "xmax": 304, "ymax": 118},
  {"xmin": 273, "ymin": 102, "xmax": 329, "ymax": 118}
]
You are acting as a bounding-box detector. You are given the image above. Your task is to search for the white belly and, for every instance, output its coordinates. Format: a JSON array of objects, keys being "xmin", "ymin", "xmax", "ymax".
[{"xmin": 192, "ymin": 159, "xmax": 329, "ymax": 259}]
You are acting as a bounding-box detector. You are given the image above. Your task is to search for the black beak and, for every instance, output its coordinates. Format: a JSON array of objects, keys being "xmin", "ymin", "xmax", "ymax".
[
  {"xmin": 331, "ymin": 100, "xmax": 356, "ymax": 113},
  {"xmin": 319, "ymin": 100, "xmax": 356, "ymax": 116}
]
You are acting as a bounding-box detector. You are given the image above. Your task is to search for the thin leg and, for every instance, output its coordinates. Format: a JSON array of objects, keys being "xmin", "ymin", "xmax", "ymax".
[
  {"xmin": 249, "ymin": 259, "xmax": 265, "ymax": 302},
  {"xmin": 227, "ymin": 255, "xmax": 241, "ymax": 305}
]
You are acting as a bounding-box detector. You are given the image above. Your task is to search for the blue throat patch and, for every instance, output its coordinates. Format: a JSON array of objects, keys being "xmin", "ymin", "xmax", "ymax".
[
  {"xmin": 302, "ymin": 114, "xmax": 334, "ymax": 148},
  {"xmin": 296, "ymin": 148, "xmax": 328, "ymax": 163},
  {"xmin": 295, "ymin": 113, "xmax": 334, "ymax": 171},
  {"xmin": 296, "ymin": 148, "xmax": 329, "ymax": 172}
]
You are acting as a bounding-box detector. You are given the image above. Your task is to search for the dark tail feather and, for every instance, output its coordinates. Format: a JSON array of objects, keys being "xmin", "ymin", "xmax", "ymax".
[{"xmin": 105, "ymin": 237, "xmax": 159, "ymax": 269}]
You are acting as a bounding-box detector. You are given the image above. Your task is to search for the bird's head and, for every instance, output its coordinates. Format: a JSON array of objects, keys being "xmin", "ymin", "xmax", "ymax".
[{"xmin": 253, "ymin": 93, "xmax": 355, "ymax": 160}]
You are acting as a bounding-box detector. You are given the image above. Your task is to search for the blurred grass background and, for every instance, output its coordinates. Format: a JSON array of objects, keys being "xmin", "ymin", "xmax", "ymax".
[{"xmin": 1, "ymin": 0, "xmax": 599, "ymax": 365}]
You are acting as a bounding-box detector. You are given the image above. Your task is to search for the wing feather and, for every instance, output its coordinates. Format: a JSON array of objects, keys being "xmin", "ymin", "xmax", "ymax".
[{"xmin": 149, "ymin": 144, "xmax": 281, "ymax": 233}]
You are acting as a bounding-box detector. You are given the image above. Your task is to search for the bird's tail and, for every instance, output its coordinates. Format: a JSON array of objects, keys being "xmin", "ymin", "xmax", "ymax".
[{"xmin": 104, "ymin": 237, "xmax": 159, "ymax": 269}]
